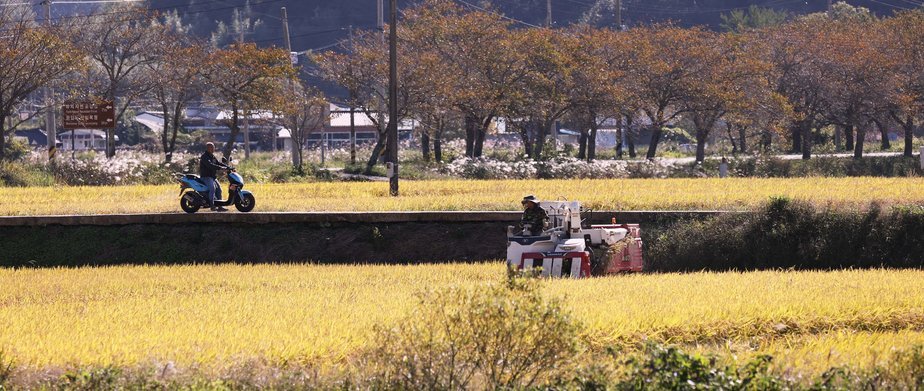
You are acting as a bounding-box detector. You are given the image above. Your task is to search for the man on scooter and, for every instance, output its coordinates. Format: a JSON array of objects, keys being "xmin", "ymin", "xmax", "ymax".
[{"xmin": 199, "ymin": 142, "xmax": 231, "ymax": 212}]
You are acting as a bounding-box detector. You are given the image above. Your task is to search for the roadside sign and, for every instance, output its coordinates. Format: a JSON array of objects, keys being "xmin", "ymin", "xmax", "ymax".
[
  {"xmin": 62, "ymin": 101, "xmax": 115, "ymax": 129},
  {"xmin": 290, "ymin": 51, "xmax": 299, "ymax": 65}
]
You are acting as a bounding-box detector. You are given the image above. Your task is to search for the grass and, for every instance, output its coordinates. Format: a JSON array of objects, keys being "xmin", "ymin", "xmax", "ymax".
[
  {"xmin": 1, "ymin": 177, "xmax": 924, "ymax": 216},
  {"xmin": 1, "ymin": 263, "xmax": 922, "ymax": 378}
]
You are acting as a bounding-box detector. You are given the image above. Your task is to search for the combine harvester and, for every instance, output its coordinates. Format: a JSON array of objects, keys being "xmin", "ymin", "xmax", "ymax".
[{"xmin": 506, "ymin": 201, "xmax": 644, "ymax": 278}]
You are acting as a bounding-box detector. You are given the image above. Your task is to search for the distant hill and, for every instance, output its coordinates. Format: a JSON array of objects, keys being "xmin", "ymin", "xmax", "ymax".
[
  {"xmin": 44, "ymin": 0, "xmax": 918, "ymax": 99},
  {"xmin": 49, "ymin": 0, "xmax": 914, "ymax": 54}
]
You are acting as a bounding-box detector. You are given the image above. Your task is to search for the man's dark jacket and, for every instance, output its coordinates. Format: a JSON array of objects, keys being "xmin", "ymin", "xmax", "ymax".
[{"xmin": 199, "ymin": 151, "xmax": 227, "ymax": 178}]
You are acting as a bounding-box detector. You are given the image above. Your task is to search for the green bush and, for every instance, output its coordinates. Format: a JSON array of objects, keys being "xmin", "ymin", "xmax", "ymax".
[
  {"xmin": 646, "ymin": 198, "xmax": 924, "ymax": 271},
  {"xmin": 697, "ymin": 155, "xmax": 923, "ymax": 178},
  {"xmin": 615, "ymin": 345, "xmax": 786, "ymax": 391},
  {"xmin": 363, "ymin": 278, "xmax": 580, "ymax": 389},
  {"xmin": 0, "ymin": 162, "xmax": 54, "ymax": 187},
  {"xmin": 2, "ymin": 139, "xmax": 30, "ymax": 162}
]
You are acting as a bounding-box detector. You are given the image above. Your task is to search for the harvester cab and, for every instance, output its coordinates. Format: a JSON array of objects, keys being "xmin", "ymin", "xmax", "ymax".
[{"xmin": 506, "ymin": 201, "xmax": 643, "ymax": 278}]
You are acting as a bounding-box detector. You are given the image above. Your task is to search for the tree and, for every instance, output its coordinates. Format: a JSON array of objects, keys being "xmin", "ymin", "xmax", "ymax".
[
  {"xmin": 401, "ymin": 0, "xmax": 527, "ymax": 158},
  {"xmin": 203, "ymin": 43, "xmax": 293, "ymax": 157},
  {"xmin": 72, "ymin": 3, "xmax": 165, "ymax": 158},
  {"xmin": 273, "ymin": 80, "xmax": 327, "ymax": 172},
  {"xmin": 720, "ymin": 5, "xmax": 790, "ymax": 33},
  {"xmin": 681, "ymin": 32, "xmax": 776, "ymax": 163},
  {"xmin": 506, "ymin": 28, "xmax": 579, "ymax": 160},
  {"xmin": 567, "ymin": 27, "xmax": 626, "ymax": 161},
  {"xmin": 209, "ymin": 3, "xmax": 264, "ymax": 48},
  {"xmin": 817, "ymin": 20, "xmax": 893, "ymax": 159},
  {"xmin": 146, "ymin": 13, "xmax": 205, "ymax": 163},
  {"xmin": 0, "ymin": 2, "xmax": 81, "ymax": 161},
  {"xmin": 881, "ymin": 10, "xmax": 924, "ymax": 158},
  {"xmin": 313, "ymin": 26, "xmax": 430, "ymax": 173},
  {"xmin": 759, "ymin": 19, "xmax": 833, "ymax": 159},
  {"xmin": 620, "ymin": 25, "xmax": 712, "ymax": 159}
]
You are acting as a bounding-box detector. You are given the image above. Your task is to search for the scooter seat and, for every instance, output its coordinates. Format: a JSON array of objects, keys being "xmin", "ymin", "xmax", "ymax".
[{"xmin": 183, "ymin": 174, "xmax": 209, "ymax": 186}]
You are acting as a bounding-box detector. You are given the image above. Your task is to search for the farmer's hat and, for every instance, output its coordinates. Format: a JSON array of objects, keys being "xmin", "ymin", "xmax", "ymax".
[{"xmin": 521, "ymin": 195, "xmax": 540, "ymax": 205}]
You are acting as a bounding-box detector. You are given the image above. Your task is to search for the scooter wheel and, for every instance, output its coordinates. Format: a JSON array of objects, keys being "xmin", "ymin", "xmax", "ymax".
[
  {"xmin": 180, "ymin": 195, "xmax": 200, "ymax": 214},
  {"xmin": 235, "ymin": 193, "xmax": 255, "ymax": 212}
]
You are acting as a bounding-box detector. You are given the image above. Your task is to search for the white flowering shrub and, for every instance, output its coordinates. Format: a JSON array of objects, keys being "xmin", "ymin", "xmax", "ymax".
[
  {"xmin": 25, "ymin": 150, "xmax": 190, "ymax": 186},
  {"xmin": 443, "ymin": 157, "xmax": 538, "ymax": 179},
  {"xmin": 443, "ymin": 156, "xmax": 676, "ymax": 179}
]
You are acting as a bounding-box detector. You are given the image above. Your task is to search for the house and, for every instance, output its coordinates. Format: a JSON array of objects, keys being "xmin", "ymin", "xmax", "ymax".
[
  {"xmin": 13, "ymin": 128, "xmax": 51, "ymax": 148},
  {"xmin": 130, "ymin": 103, "xmax": 418, "ymax": 152},
  {"xmin": 58, "ymin": 129, "xmax": 113, "ymax": 151}
]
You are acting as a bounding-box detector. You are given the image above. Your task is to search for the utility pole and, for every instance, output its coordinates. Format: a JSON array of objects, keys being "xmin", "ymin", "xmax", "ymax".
[
  {"xmin": 375, "ymin": 0, "xmax": 386, "ymax": 164},
  {"xmin": 615, "ymin": 0, "xmax": 622, "ymax": 30},
  {"xmin": 237, "ymin": 11, "xmax": 250, "ymax": 159},
  {"xmin": 387, "ymin": 0, "xmax": 398, "ymax": 196},
  {"xmin": 281, "ymin": 7, "xmax": 293, "ymax": 161},
  {"xmin": 827, "ymin": 0, "xmax": 832, "ymax": 12},
  {"xmin": 349, "ymin": 25, "xmax": 356, "ymax": 165},
  {"xmin": 377, "ymin": 0, "xmax": 384, "ymax": 30},
  {"xmin": 546, "ymin": 0, "xmax": 552, "ymax": 27},
  {"xmin": 43, "ymin": 0, "xmax": 56, "ymax": 161}
]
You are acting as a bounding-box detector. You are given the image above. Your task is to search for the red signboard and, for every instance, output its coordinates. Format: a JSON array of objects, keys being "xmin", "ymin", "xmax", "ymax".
[{"xmin": 62, "ymin": 101, "xmax": 115, "ymax": 129}]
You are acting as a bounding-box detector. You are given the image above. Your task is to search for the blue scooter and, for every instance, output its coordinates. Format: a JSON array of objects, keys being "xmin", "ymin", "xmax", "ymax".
[{"xmin": 175, "ymin": 156, "xmax": 255, "ymax": 213}]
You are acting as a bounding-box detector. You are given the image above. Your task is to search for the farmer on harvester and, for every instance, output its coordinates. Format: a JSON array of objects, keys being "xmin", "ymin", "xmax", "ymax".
[{"xmin": 520, "ymin": 195, "xmax": 549, "ymax": 236}]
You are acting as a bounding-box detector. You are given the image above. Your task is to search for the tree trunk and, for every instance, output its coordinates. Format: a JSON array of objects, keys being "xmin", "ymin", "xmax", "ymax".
[
  {"xmin": 876, "ymin": 120, "xmax": 890, "ymax": 150},
  {"xmin": 421, "ymin": 132, "xmax": 431, "ymax": 162},
  {"xmin": 0, "ymin": 115, "xmax": 6, "ymax": 161},
  {"xmin": 533, "ymin": 120, "xmax": 550, "ymax": 160},
  {"xmin": 577, "ymin": 130, "xmax": 587, "ymax": 160},
  {"xmin": 464, "ymin": 115, "xmax": 476, "ymax": 157},
  {"xmin": 903, "ymin": 116, "xmax": 914, "ymax": 158},
  {"xmin": 844, "ymin": 125, "xmax": 854, "ymax": 152},
  {"xmin": 627, "ymin": 131, "xmax": 637, "ymax": 158},
  {"xmin": 518, "ymin": 122, "xmax": 534, "ymax": 159},
  {"xmin": 726, "ymin": 124, "xmax": 738, "ymax": 155},
  {"xmin": 434, "ymin": 132, "xmax": 442, "ymax": 163},
  {"xmin": 694, "ymin": 116, "xmax": 714, "ymax": 163},
  {"xmin": 695, "ymin": 131, "xmax": 707, "ymax": 163},
  {"xmin": 625, "ymin": 115, "xmax": 636, "ymax": 158},
  {"xmin": 761, "ymin": 129, "xmax": 772, "ymax": 152},
  {"xmin": 615, "ymin": 125, "xmax": 623, "ymax": 159},
  {"xmin": 223, "ymin": 105, "xmax": 240, "ymax": 157},
  {"xmin": 854, "ymin": 125, "xmax": 866, "ymax": 159},
  {"xmin": 587, "ymin": 122, "xmax": 598, "ymax": 161},
  {"xmin": 790, "ymin": 126, "xmax": 801, "ymax": 153},
  {"xmin": 801, "ymin": 122, "xmax": 812, "ymax": 160},
  {"xmin": 365, "ymin": 134, "xmax": 387, "ymax": 174},
  {"xmin": 161, "ymin": 102, "xmax": 171, "ymax": 162},
  {"xmin": 291, "ymin": 124, "xmax": 302, "ymax": 170},
  {"xmin": 168, "ymin": 103, "xmax": 182, "ymax": 164},
  {"xmin": 473, "ymin": 117, "xmax": 491, "ymax": 158},
  {"xmin": 738, "ymin": 125, "xmax": 748, "ymax": 154},
  {"xmin": 646, "ymin": 126, "xmax": 662, "ymax": 159}
]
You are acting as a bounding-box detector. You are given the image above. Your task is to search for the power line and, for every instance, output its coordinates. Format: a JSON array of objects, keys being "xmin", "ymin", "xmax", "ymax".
[
  {"xmin": 455, "ymin": 0, "xmax": 543, "ymax": 28},
  {"xmin": 865, "ymin": 0, "xmax": 915, "ymax": 10},
  {"xmin": 251, "ymin": 27, "xmax": 350, "ymax": 44}
]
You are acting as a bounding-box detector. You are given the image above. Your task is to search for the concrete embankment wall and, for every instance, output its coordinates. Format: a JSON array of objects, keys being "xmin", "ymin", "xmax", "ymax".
[{"xmin": 0, "ymin": 211, "xmax": 723, "ymax": 267}]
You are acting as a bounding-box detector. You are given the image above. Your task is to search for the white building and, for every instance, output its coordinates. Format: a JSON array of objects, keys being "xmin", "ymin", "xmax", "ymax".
[{"xmin": 58, "ymin": 129, "xmax": 113, "ymax": 151}]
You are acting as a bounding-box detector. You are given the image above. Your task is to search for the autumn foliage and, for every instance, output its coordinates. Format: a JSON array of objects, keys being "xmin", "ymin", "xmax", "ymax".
[{"xmin": 314, "ymin": 0, "xmax": 924, "ymax": 162}]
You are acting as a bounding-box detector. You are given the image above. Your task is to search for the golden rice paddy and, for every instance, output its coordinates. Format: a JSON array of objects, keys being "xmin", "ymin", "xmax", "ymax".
[
  {"xmin": 1, "ymin": 263, "xmax": 922, "ymax": 377},
  {"xmin": 0, "ymin": 177, "xmax": 923, "ymax": 216}
]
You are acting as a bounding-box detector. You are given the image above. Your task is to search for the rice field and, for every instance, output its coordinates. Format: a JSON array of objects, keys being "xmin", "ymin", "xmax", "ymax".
[
  {"xmin": 1, "ymin": 263, "xmax": 922, "ymax": 377},
  {"xmin": 1, "ymin": 177, "xmax": 923, "ymax": 216}
]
